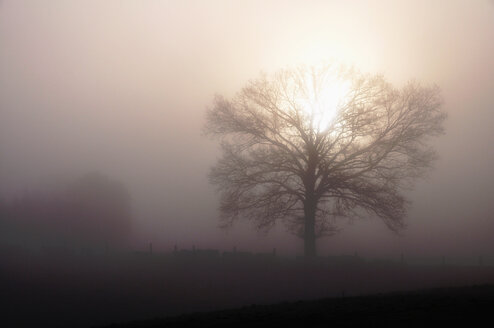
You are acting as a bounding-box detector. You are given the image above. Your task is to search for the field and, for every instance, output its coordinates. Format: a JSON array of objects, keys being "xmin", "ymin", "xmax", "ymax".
[{"xmin": 2, "ymin": 248, "xmax": 494, "ymax": 327}]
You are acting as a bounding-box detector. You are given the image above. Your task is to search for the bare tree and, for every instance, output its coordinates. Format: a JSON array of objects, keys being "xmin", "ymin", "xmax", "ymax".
[{"xmin": 204, "ymin": 64, "xmax": 446, "ymax": 257}]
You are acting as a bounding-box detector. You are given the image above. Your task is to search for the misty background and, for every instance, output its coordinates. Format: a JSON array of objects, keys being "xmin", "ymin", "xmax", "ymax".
[{"xmin": 1, "ymin": 0, "xmax": 494, "ymax": 262}]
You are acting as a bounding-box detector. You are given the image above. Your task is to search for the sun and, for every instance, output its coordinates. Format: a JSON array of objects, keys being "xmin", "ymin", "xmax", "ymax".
[{"xmin": 296, "ymin": 73, "xmax": 351, "ymax": 133}]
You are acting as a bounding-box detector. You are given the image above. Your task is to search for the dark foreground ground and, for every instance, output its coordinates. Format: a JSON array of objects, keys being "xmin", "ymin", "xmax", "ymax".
[
  {"xmin": 102, "ymin": 285, "xmax": 494, "ymax": 328},
  {"xmin": 2, "ymin": 248, "xmax": 494, "ymax": 327}
]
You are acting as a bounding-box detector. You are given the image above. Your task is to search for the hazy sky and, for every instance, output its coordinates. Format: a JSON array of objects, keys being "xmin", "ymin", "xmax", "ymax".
[{"xmin": 1, "ymin": 0, "xmax": 494, "ymax": 260}]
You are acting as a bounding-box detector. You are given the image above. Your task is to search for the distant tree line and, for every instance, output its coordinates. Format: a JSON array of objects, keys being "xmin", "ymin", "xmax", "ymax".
[{"xmin": 0, "ymin": 172, "xmax": 132, "ymax": 251}]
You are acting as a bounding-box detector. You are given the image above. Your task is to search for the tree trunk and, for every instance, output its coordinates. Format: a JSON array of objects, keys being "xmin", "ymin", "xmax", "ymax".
[
  {"xmin": 304, "ymin": 145, "xmax": 318, "ymax": 257},
  {"xmin": 304, "ymin": 200, "xmax": 317, "ymax": 257}
]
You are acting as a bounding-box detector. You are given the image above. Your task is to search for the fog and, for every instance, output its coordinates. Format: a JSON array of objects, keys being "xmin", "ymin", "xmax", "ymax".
[{"xmin": 2, "ymin": 0, "xmax": 494, "ymax": 261}]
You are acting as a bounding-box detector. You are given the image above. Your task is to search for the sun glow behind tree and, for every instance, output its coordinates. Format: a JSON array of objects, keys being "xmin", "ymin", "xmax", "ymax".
[{"xmin": 293, "ymin": 67, "xmax": 352, "ymax": 133}]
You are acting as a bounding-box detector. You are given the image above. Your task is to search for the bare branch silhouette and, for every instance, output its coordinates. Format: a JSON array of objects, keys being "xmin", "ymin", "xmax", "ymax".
[{"xmin": 205, "ymin": 64, "xmax": 446, "ymax": 257}]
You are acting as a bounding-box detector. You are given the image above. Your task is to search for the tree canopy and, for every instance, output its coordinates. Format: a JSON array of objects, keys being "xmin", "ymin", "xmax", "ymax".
[{"xmin": 205, "ymin": 64, "xmax": 446, "ymax": 256}]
